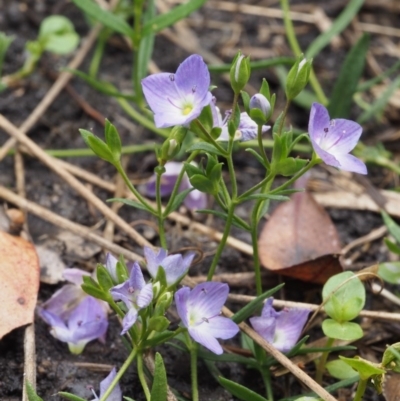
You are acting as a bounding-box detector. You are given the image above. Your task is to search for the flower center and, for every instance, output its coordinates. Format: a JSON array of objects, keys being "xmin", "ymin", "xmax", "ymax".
[{"xmin": 182, "ymin": 105, "xmax": 193, "ymax": 115}]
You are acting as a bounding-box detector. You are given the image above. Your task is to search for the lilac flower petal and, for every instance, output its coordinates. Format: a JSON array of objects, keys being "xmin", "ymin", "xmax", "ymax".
[
  {"xmin": 175, "ymin": 55, "xmax": 210, "ymax": 103},
  {"xmin": 63, "ymin": 268, "xmax": 91, "ymax": 285},
  {"xmin": 189, "ymin": 326, "xmax": 224, "ymax": 355},
  {"xmin": 129, "ymin": 262, "xmax": 146, "ymax": 290},
  {"xmin": 137, "ymin": 283, "xmax": 153, "ymax": 308},
  {"xmin": 38, "ymin": 308, "xmax": 68, "ymax": 333},
  {"xmin": 332, "ymin": 153, "xmax": 367, "ymax": 175},
  {"xmin": 184, "ymin": 189, "xmax": 208, "ymax": 211},
  {"xmin": 310, "ymin": 139, "xmax": 341, "ymax": 168},
  {"xmin": 99, "ymin": 368, "xmax": 122, "ymax": 401},
  {"xmin": 72, "ymin": 318, "xmax": 108, "ymax": 344},
  {"xmin": 187, "ymin": 282, "xmax": 229, "ymax": 320},
  {"xmin": 110, "ymin": 282, "xmax": 131, "ymax": 304},
  {"xmin": 175, "ymin": 286, "xmax": 190, "ymax": 327},
  {"xmin": 273, "ymin": 308, "xmax": 310, "ymax": 352},
  {"xmin": 68, "ymin": 297, "xmax": 106, "ymax": 333},
  {"xmin": 206, "ymin": 316, "xmax": 240, "ymax": 339},
  {"xmin": 261, "ymin": 298, "xmax": 281, "ymax": 319},
  {"xmin": 41, "ymin": 284, "xmax": 84, "ymax": 320},
  {"xmin": 145, "ymin": 162, "xmax": 183, "ymax": 198},
  {"xmin": 144, "ymin": 247, "xmax": 168, "ymax": 278},
  {"xmin": 105, "ymin": 253, "xmax": 119, "ymax": 282},
  {"xmin": 308, "ymin": 103, "xmax": 330, "ymax": 144},
  {"xmin": 249, "ymin": 316, "xmax": 276, "ymax": 344},
  {"xmin": 121, "ymin": 308, "xmax": 138, "ymax": 335}
]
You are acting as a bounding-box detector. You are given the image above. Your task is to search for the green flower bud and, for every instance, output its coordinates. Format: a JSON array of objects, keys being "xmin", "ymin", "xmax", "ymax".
[
  {"xmin": 285, "ymin": 55, "xmax": 312, "ymax": 100},
  {"xmin": 159, "ymin": 126, "xmax": 187, "ymax": 162},
  {"xmin": 230, "ymin": 52, "xmax": 251, "ymax": 94},
  {"xmin": 249, "ymin": 93, "xmax": 271, "ymax": 124}
]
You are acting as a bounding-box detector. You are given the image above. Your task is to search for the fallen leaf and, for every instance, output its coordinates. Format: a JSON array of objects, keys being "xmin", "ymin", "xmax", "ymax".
[
  {"xmin": 0, "ymin": 231, "xmax": 40, "ymax": 339},
  {"xmin": 258, "ymin": 191, "xmax": 342, "ymax": 284},
  {"xmin": 383, "ymin": 372, "xmax": 400, "ymax": 401}
]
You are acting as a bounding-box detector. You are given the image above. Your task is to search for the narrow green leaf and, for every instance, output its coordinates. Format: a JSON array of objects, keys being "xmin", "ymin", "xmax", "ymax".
[
  {"xmin": 378, "ymin": 262, "xmax": 400, "ymax": 285},
  {"xmin": 107, "ymin": 198, "xmax": 155, "ymax": 214},
  {"xmin": 208, "ymin": 57, "xmax": 295, "ymax": 73},
  {"xmin": 358, "ymin": 75, "xmax": 400, "ymax": 124},
  {"xmin": 163, "ymin": 188, "xmax": 193, "ymax": 215},
  {"xmin": 306, "ymin": 0, "xmax": 364, "ymax": 58},
  {"xmin": 58, "ymin": 392, "xmax": 87, "ymax": 401},
  {"xmin": 81, "ymin": 284, "xmax": 109, "ymax": 302},
  {"xmin": 245, "ymin": 148, "xmax": 268, "ymax": 168},
  {"xmin": 0, "ymin": 33, "xmax": 14, "ymax": 77},
  {"xmin": 219, "ymin": 377, "xmax": 269, "ymax": 401},
  {"xmin": 197, "ymin": 348, "xmax": 259, "ymax": 368},
  {"xmin": 80, "ymin": 129, "xmax": 114, "ymax": 163},
  {"xmin": 384, "ymin": 238, "xmax": 400, "ymax": 255},
  {"xmin": 231, "ymin": 284, "xmax": 285, "ymax": 323},
  {"xmin": 96, "ymin": 265, "xmax": 114, "ymax": 291},
  {"xmin": 71, "ymin": 0, "xmax": 134, "ymax": 37},
  {"xmin": 104, "ymin": 120, "xmax": 122, "ymax": 161},
  {"xmin": 142, "ymin": 0, "xmax": 207, "ymax": 36},
  {"xmin": 26, "ymin": 382, "xmax": 44, "ymax": 401},
  {"xmin": 150, "ymin": 353, "xmax": 167, "ymax": 401},
  {"xmin": 186, "ymin": 141, "xmax": 226, "ymax": 157},
  {"xmin": 196, "ymin": 209, "xmax": 250, "ymax": 231},
  {"xmin": 357, "ymin": 59, "xmax": 400, "ymax": 93},
  {"xmin": 328, "ymin": 33, "xmax": 370, "ymax": 118},
  {"xmin": 381, "ymin": 210, "xmax": 400, "ymax": 243},
  {"xmin": 243, "ymin": 193, "xmax": 290, "ymax": 202}
]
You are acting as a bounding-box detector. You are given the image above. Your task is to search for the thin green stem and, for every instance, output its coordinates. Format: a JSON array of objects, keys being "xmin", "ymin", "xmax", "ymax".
[
  {"xmin": 189, "ymin": 336, "xmax": 199, "ymax": 401},
  {"xmin": 257, "ymin": 124, "xmax": 270, "ymax": 168},
  {"xmin": 280, "ymin": 0, "xmax": 328, "ymax": 105},
  {"xmin": 353, "ymin": 378, "xmax": 367, "ymax": 401},
  {"xmin": 226, "ymin": 147, "xmax": 237, "ymax": 199},
  {"xmin": 137, "ymin": 353, "xmax": 151, "ymax": 401},
  {"xmin": 315, "ymin": 337, "xmax": 335, "ymax": 384},
  {"xmin": 194, "ymin": 119, "xmax": 228, "ymax": 156},
  {"xmin": 89, "ymin": 28, "xmax": 109, "ymax": 78},
  {"xmin": 260, "ymin": 366, "xmax": 274, "ymax": 401},
  {"xmin": 114, "ymin": 162, "xmax": 157, "ymax": 214},
  {"xmin": 99, "ymin": 347, "xmax": 137, "ymax": 401},
  {"xmin": 207, "ymin": 202, "xmax": 236, "ymax": 280},
  {"xmin": 278, "ymin": 100, "xmax": 291, "ymax": 136},
  {"xmin": 237, "ymin": 171, "xmax": 274, "ymax": 202},
  {"xmin": 239, "ymin": 139, "xmax": 311, "ymax": 154},
  {"xmin": 156, "ymin": 169, "xmax": 167, "ymax": 248}
]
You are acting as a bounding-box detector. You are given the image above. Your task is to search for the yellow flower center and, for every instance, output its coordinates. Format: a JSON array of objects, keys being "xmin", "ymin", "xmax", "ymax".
[{"xmin": 182, "ymin": 105, "xmax": 193, "ymax": 115}]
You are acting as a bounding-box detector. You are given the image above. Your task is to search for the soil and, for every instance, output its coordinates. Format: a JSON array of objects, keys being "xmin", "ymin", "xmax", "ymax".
[{"xmin": 0, "ymin": 0, "xmax": 399, "ymax": 400}]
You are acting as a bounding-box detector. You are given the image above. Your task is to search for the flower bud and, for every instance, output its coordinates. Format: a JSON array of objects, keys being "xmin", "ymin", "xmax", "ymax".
[
  {"xmin": 249, "ymin": 93, "xmax": 271, "ymax": 125},
  {"xmin": 230, "ymin": 52, "xmax": 251, "ymax": 94},
  {"xmin": 285, "ymin": 55, "xmax": 312, "ymax": 100},
  {"xmin": 159, "ymin": 126, "xmax": 187, "ymax": 162}
]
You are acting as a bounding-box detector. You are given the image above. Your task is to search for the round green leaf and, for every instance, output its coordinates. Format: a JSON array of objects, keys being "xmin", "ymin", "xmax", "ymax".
[
  {"xmin": 339, "ymin": 356, "xmax": 386, "ymax": 381},
  {"xmin": 326, "ymin": 359, "xmax": 358, "ymax": 380},
  {"xmin": 378, "ymin": 262, "xmax": 400, "ymax": 285},
  {"xmin": 382, "ymin": 343, "xmax": 400, "ymax": 373},
  {"xmin": 322, "ymin": 271, "xmax": 365, "ymax": 321},
  {"xmin": 322, "ymin": 319, "xmax": 363, "ymax": 341}
]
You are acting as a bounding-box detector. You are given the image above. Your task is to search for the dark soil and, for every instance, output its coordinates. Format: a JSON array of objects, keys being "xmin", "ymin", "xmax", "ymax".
[{"xmin": 0, "ymin": 0, "xmax": 399, "ymax": 400}]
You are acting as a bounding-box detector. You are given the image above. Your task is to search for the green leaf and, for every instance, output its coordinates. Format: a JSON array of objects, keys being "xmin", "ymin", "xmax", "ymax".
[
  {"xmin": 186, "ymin": 141, "xmax": 226, "ymax": 157},
  {"xmin": 322, "ymin": 319, "xmax": 363, "ymax": 341},
  {"xmin": 81, "ymin": 283, "xmax": 109, "ymax": 302},
  {"xmin": 382, "ymin": 343, "xmax": 400, "ymax": 373},
  {"xmin": 136, "ymin": 0, "xmax": 156, "ymax": 82},
  {"xmin": 71, "ymin": 0, "xmax": 134, "ymax": 37},
  {"xmin": 378, "ymin": 262, "xmax": 400, "ymax": 285},
  {"xmin": 80, "ymin": 129, "xmax": 114, "ymax": 164},
  {"xmin": 243, "ymin": 193, "xmax": 290, "ymax": 202},
  {"xmin": 306, "ymin": 0, "xmax": 364, "ymax": 58},
  {"xmin": 241, "ymin": 91, "xmax": 250, "ymax": 112},
  {"xmin": 384, "ymin": 238, "xmax": 400, "ymax": 255},
  {"xmin": 231, "ymin": 284, "xmax": 285, "ymax": 324},
  {"xmin": 143, "ymin": 331, "xmax": 176, "ymax": 348},
  {"xmin": 142, "ymin": 0, "xmax": 207, "ymax": 36},
  {"xmin": 339, "ymin": 356, "xmax": 386, "ymax": 381},
  {"xmin": 148, "ymin": 316, "xmax": 170, "ymax": 333},
  {"xmin": 164, "ymin": 188, "xmax": 193, "ymax": 215},
  {"xmin": 96, "ymin": 265, "xmax": 114, "ymax": 291},
  {"xmin": 381, "ymin": 210, "xmax": 400, "ymax": 243},
  {"xmin": 245, "ymin": 148, "xmax": 268, "ymax": 168},
  {"xmin": 107, "ymin": 198, "xmax": 155, "ymax": 214},
  {"xmin": 104, "ymin": 120, "xmax": 122, "ymax": 161},
  {"xmin": 219, "ymin": 377, "xmax": 269, "ymax": 401},
  {"xmin": 26, "ymin": 382, "xmax": 44, "ymax": 401},
  {"xmin": 326, "ymin": 359, "xmax": 358, "ymax": 380},
  {"xmin": 197, "ymin": 348, "xmax": 259, "ymax": 368},
  {"xmin": 358, "ymin": 75, "xmax": 400, "ymax": 124},
  {"xmin": 322, "ymin": 271, "xmax": 365, "ymax": 322},
  {"xmin": 150, "ymin": 353, "xmax": 167, "ymax": 401},
  {"xmin": 357, "ymin": 59, "xmax": 400, "ymax": 92},
  {"xmin": 328, "ymin": 33, "xmax": 370, "ymax": 118},
  {"xmin": 189, "ymin": 175, "xmax": 215, "ymax": 194},
  {"xmin": 195, "ymin": 209, "xmax": 250, "ymax": 231},
  {"xmin": 275, "ymin": 157, "xmax": 308, "ymax": 177},
  {"xmin": 0, "ymin": 33, "xmax": 14, "ymax": 77},
  {"xmin": 58, "ymin": 392, "xmax": 87, "ymax": 401}
]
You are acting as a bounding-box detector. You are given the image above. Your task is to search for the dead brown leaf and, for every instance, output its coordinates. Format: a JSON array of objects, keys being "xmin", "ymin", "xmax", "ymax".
[
  {"xmin": 383, "ymin": 372, "xmax": 400, "ymax": 401},
  {"xmin": 258, "ymin": 191, "xmax": 342, "ymax": 284},
  {"xmin": 0, "ymin": 231, "xmax": 40, "ymax": 339}
]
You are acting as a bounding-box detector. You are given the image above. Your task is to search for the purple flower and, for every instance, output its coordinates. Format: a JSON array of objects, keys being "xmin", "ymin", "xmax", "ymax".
[
  {"xmin": 142, "ymin": 54, "xmax": 212, "ymax": 128},
  {"xmin": 144, "ymin": 161, "xmax": 208, "ymax": 211},
  {"xmin": 105, "ymin": 253, "xmax": 134, "ymax": 284},
  {"xmin": 175, "ymin": 282, "xmax": 239, "ymax": 354},
  {"xmin": 110, "ymin": 263, "xmax": 153, "ymax": 335},
  {"xmin": 38, "ymin": 296, "xmax": 108, "ymax": 354},
  {"xmin": 210, "ymin": 98, "xmax": 270, "ymax": 142},
  {"xmin": 144, "ymin": 246, "xmax": 195, "ymax": 286},
  {"xmin": 249, "ymin": 298, "xmax": 310, "ymax": 353},
  {"xmin": 91, "ymin": 367, "xmax": 122, "ymax": 401},
  {"xmin": 308, "ymin": 103, "xmax": 367, "ymax": 174}
]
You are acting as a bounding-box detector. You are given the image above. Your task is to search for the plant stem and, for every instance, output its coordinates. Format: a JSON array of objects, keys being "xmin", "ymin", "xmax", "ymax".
[
  {"xmin": 99, "ymin": 347, "xmax": 137, "ymax": 401},
  {"xmin": 189, "ymin": 338, "xmax": 199, "ymax": 401},
  {"xmin": 315, "ymin": 337, "xmax": 335, "ymax": 384},
  {"xmin": 353, "ymin": 378, "xmax": 367, "ymax": 401},
  {"xmin": 257, "ymin": 124, "xmax": 270, "ymax": 168},
  {"xmin": 207, "ymin": 202, "xmax": 236, "ymax": 280},
  {"xmin": 279, "ymin": 0, "xmax": 328, "ymax": 105},
  {"xmin": 137, "ymin": 352, "xmax": 151, "ymax": 401},
  {"xmin": 156, "ymin": 168, "xmax": 167, "ymax": 248},
  {"xmin": 194, "ymin": 119, "xmax": 228, "ymax": 156},
  {"xmin": 260, "ymin": 366, "xmax": 274, "ymax": 401},
  {"xmin": 114, "ymin": 161, "xmax": 157, "ymax": 214}
]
